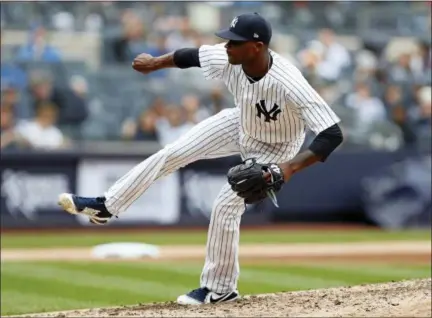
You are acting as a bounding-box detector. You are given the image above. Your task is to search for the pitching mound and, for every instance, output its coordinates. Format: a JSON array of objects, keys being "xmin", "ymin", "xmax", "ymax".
[{"xmin": 14, "ymin": 278, "xmax": 431, "ymax": 317}]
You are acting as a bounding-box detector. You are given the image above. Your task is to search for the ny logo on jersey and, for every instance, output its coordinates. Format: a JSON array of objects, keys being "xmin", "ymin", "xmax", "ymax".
[
  {"xmin": 231, "ymin": 17, "xmax": 238, "ymax": 28},
  {"xmin": 255, "ymin": 100, "xmax": 281, "ymax": 122}
]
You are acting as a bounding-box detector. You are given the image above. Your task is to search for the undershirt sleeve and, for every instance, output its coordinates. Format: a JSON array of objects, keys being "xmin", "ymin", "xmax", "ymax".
[
  {"xmin": 308, "ymin": 123, "xmax": 343, "ymax": 162},
  {"xmin": 173, "ymin": 48, "xmax": 201, "ymax": 68}
]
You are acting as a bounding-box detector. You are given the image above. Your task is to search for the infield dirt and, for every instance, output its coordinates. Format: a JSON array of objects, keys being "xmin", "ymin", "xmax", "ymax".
[{"xmin": 10, "ymin": 279, "xmax": 432, "ymax": 317}]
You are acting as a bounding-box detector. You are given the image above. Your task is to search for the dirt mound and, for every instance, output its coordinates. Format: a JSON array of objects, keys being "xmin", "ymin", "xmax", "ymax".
[{"xmin": 14, "ymin": 278, "xmax": 431, "ymax": 317}]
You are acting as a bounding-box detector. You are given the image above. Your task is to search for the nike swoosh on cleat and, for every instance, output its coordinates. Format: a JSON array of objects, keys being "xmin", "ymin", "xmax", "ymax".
[{"xmin": 209, "ymin": 293, "xmax": 235, "ymax": 303}]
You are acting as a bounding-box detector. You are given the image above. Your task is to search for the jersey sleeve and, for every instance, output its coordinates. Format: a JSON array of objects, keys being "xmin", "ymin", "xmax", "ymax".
[
  {"xmin": 285, "ymin": 71, "xmax": 341, "ymax": 135},
  {"xmin": 198, "ymin": 43, "xmax": 229, "ymax": 81}
]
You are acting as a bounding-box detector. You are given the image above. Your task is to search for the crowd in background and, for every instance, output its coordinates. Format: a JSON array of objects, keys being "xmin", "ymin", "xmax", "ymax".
[{"xmin": 1, "ymin": 1, "xmax": 431, "ymax": 152}]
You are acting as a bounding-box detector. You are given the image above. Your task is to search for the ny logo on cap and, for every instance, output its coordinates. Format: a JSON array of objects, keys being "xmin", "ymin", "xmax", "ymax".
[{"xmin": 231, "ymin": 17, "xmax": 238, "ymax": 28}]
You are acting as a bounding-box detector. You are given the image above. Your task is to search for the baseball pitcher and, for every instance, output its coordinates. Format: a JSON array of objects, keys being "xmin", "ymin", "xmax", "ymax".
[{"xmin": 58, "ymin": 13, "xmax": 343, "ymax": 305}]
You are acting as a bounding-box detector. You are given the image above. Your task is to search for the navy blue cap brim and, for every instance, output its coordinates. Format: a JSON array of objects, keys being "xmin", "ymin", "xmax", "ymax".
[{"xmin": 215, "ymin": 28, "xmax": 249, "ymax": 42}]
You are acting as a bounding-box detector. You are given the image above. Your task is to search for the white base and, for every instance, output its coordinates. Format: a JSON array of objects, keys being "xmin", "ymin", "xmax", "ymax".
[{"xmin": 91, "ymin": 242, "xmax": 160, "ymax": 259}]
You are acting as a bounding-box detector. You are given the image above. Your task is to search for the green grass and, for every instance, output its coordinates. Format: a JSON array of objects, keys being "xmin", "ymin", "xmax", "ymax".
[
  {"xmin": 2, "ymin": 229, "xmax": 430, "ymax": 248},
  {"xmin": 1, "ymin": 260, "xmax": 430, "ymax": 316},
  {"xmin": 2, "ymin": 229, "xmax": 430, "ymax": 316}
]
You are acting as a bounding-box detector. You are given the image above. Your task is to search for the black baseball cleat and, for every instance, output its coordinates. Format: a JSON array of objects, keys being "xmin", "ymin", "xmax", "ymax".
[
  {"xmin": 58, "ymin": 193, "xmax": 114, "ymax": 225},
  {"xmin": 177, "ymin": 287, "xmax": 240, "ymax": 305}
]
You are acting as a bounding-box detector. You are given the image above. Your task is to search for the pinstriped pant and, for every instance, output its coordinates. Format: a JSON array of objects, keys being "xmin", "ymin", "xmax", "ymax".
[{"xmin": 104, "ymin": 107, "xmax": 303, "ymax": 293}]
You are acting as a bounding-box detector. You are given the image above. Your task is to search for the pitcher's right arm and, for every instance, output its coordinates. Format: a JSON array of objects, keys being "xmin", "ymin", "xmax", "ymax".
[{"xmin": 132, "ymin": 43, "xmax": 228, "ymax": 80}]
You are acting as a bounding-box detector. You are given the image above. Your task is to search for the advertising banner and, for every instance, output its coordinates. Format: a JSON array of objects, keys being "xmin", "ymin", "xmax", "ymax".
[
  {"xmin": 361, "ymin": 155, "xmax": 432, "ymax": 229},
  {"xmin": 76, "ymin": 159, "xmax": 181, "ymax": 226},
  {"xmin": 2, "ymin": 149, "xmax": 428, "ymax": 229},
  {"xmin": 0, "ymin": 154, "xmax": 77, "ymax": 228}
]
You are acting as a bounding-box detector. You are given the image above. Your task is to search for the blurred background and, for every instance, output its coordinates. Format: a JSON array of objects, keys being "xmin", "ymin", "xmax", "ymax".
[
  {"xmin": 1, "ymin": 1, "xmax": 431, "ymax": 230},
  {"xmin": 1, "ymin": 3, "xmax": 431, "ymax": 317}
]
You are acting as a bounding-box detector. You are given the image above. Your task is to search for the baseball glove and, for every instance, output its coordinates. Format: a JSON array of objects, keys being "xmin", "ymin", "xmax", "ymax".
[{"xmin": 227, "ymin": 158, "xmax": 285, "ymax": 206}]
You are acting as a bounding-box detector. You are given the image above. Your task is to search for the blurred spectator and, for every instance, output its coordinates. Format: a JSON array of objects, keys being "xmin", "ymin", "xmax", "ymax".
[
  {"xmin": 0, "ymin": 64, "xmax": 27, "ymax": 91},
  {"xmin": 408, "ymin": 86, "xmax": 432, "ymax": 145},
  {"xmin": 383, "ymin": 85, "xmax": 405, "ymax": 112},
  {"xmin": 181, "ymin": 89, "xmax": 227, "ymax": 124},
  {"xmin": 28, "ymin": 71, "xmax": 52, "ymax": 111},
  {"xmin": 0, "ymin": 104, "xmax": 29, "ymax": 150},
  {"xmin": 181, "ymin": 94, "xmax": 207, "ymax": 124},
  {"xmin": 345, "ymin": 82, "xmax": 387, "ymax": 133},
  {"xmin": 410, "ymin": 41, "xmax": 432, "ymax": 84},
  {"xmin": 354, "ymin": 50, "xmax": 379, "ymax": 83},
  {"xmin": 387, "ymin": 51, "xmax": 418, "ymax": 85},
  {"xmin": 52, "ymin": 11, "xmax": 76, "ymax": 32},
  {"xmin": 155, "ymin": 105, "xmax": 195, "ymax": 146},
  {"xmin": 63, "ymin": 75, "xmax": 91, "ymax": 138},
  {"xmin": 15, "ymin": 102, "xmax": 68, "ymax": 150},
  {"xmin": 200, "ymin": 87, "xmax": 228, "ymax": 118},
  {"xmin": 384, "ymin": 85, "xmax": 417, "ymax": 145},
  {"xmin": 112, "ymin": 10, "xmax": 147, "ymax": 63},
  {"xmin": 69, "ymin": 75, "xmax": 88, "ymax": 99},
  {"xmin": 15, "ymin": 25, "xmax": 62, "ymax": 63},
  {"xmin": 353, "ymin": 50, "xmax": 390, "ymax": 99},
  {"xmin": 181, "ymin": 94, "xmax": 199, "ymax": 124},
  {"xmin": 1, "ymin": 83, "xmax": 34, "ymax": 120},
  {"xmin": 165, "ymin": 18, "xmax": 200, "ymax": 52},
  {"xmin": 146, "ymin": 35, "xmax": 169, "ymax": 57},
  {"xmin": 1, "ymin": 84, "xmax": 19, "ymax": 111},
  {"xmin": 314, "ymin": 28, "xmax": 351, "ymax": 82},
  {"xmin": 297, "ymin": 42, "xmax": 322, "ymax": 86},
  {"xmin": 84, "ymin": 13, "xmax": 104, "ymax": 33},
  {"xmin": 151, "ymin": 97, "xmax": 167, "ymax": 118},
  {"xmin": 0, "ymin": 1, "xmax": 429, "ymax": 149},
  {"xmin": 28, "ymin": 71, "xmax": 88, "ymax": 133},
  {"xmin": 121, "ymin": 109, "xmax": 159, "ymax": 142}
]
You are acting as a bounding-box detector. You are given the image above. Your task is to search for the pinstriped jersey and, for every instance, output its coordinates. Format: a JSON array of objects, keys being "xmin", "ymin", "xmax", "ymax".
[{"xmin": 198, "ymin": 43, "xmax": 341, "ymax": 144}]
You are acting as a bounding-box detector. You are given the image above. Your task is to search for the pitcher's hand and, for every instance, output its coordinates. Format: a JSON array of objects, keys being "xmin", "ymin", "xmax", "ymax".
[{"xmin": 132, "ymin": 53, "xmax": 155, "ymax": 74}]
